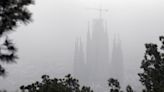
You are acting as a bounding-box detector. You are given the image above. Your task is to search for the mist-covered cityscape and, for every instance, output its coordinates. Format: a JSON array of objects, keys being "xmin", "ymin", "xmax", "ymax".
[{"xmin": 0, "ymin": 0, "xmax": 164, "ymax": 92}]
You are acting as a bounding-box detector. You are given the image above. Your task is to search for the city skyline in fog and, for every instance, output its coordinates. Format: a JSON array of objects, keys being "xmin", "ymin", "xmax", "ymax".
[
  {"xmin": 0, "ymin": 0, "xmax": 164, "ymax": 91},
  {"xmin": 73, "ymin": 17, "xmax": 124, "ymax": 92}
]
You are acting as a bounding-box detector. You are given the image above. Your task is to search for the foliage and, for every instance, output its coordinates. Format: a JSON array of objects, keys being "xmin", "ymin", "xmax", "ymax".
[
  {"xmin": 108, "ymin": 36, "xmax": 164, "ymax": 92},
  {"xmin": 138, "ymin": 36, "xmax": 164, "ymax": 92},
  {"xmin": 20, "ymin": 74, "xmax": 93, "ymax": 92},
  {"xmin": 0, "ymin": 0, "xmax": 34, "ymax": 76},
  {"xmin": 108, "ymin": 78, "xmax": 134, "ymax": 92},
  {"xmin": 108, "ymin": 78, "xmax": 121, "ymax": 92},
  {"xmin": 126, "ymin": 85, "xmax": 133, "ymax": 92}
]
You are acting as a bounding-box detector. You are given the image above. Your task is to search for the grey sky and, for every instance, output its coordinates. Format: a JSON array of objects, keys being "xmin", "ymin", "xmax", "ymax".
[{"xmin": 0, "ymin": 0, "xmax": 164, "ymax": 91}]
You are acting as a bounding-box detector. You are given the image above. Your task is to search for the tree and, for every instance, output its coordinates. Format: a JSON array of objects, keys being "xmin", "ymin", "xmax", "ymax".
[
  {"xmin": 108, "ymin": 36, "xmax": 164, "ymax": 92},
  {"xmin": 0, "ymin": 0, "xmax": 34, "ymax": 76},
  {"xmin": 126, "ymin": 85, "xmax": 133, "ymax": 92},
  {"xmin": 138, "ymin": 36, "xmax": 164, "ymax": 92},
  {"xmin": 108, "ymin": 78, "xmax": 135, "ymax": 92},
  {"xmin": 108, "ymin": 78, "xmax": 121, "ymax": 92},
  {"xmin": 20, "ymin": 74, "xmax": 93, "ymax": 92}
]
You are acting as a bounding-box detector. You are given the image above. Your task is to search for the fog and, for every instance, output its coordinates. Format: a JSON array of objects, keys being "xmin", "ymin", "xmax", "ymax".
[{"xmin": 0, "ymin": 0, "xmax": 164, "ymax": 91}]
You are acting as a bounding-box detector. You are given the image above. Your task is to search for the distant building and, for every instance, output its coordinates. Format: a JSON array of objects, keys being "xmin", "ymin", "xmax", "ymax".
[
  {"xmin": 86, "ymin": 18, "xmax": 109, "ymax": 84},
  {"xmin": 73, "ymin": 17, "xmax": 124, "ymax": 92},
  {"xmin": 74, "ymin": 38, "xmax": 86, "ymax": 82},
  {"xmin": 111, "ymin": 34, "xmax": 124, "ymax": 86}
]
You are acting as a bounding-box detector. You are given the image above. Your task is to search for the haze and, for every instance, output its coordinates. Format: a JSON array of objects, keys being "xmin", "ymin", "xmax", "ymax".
[{"xmin": 0, "ymin": 0, "xmax": 164, "ymax": 91}]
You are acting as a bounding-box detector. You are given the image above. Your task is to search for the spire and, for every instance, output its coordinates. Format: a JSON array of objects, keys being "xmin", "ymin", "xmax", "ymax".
[
  {"xmin": 111, "ymin": 33, "xmax": 124, "ymax": 86},
  {"xmin": 113, "ymin": 34, "xmax": 116, "ymax": 50},
  {"xmin": 74, "ymin": 37, "xmax": 84, "ymax": 63},
  {"xmin": 73, "ymin": 38, "xmax": 79, "ymax": 76},
  {"xmin": 74, "ymin": 38, "xmax": 79, "ymax": 62},
  {"xmin": 74, "ymin": 37, "xmax": 86, "ymax": 83},
  {"xmin": 113, "ymin": 33, "xmax": 121, "ymax": 47},
  {"xmin": 87, "ymin": 21, "xmax": 91, "ymax": 41},
  {"xmin": 112, "ymin": 33, "xmax": 123, "ymax": 59},
  {"xmin": 87, "ymin": 21, "xmax": 91, "ymax": 61},
  {"xmin": 104, "ymin": 20, "xmax": 109, "ymax": 43},
  {"xmin": 79, "ymin": 37, "xmax": 84, "ymax": 57}
]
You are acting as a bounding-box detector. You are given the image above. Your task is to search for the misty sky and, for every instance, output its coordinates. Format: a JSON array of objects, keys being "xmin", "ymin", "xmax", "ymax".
[{"xmin": 0, "ymin": 0, "xmax": 164, "ymax": 91}]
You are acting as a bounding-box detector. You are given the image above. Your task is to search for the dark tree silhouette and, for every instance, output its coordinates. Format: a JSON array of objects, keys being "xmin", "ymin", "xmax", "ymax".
[
  {"xmin": 108, "ymin": 78, "xmax": 122, "ymax": 92},
  {"xmin": 126, "ymin": 85, "xmax": 133, "ymax": 92},
  {"xmin": 108, "ymin": 36, "xmax": 164, "ymax": 92},
  {"xmin": 138, "ymin": 36, "xmax": 164, "ymax": 92},
  {"xmin": 20, "ymin": 74, "xmax": 93, "ymax": 92},
  {"xmin": 108, "ymin": 78, "xmax": 134, "ymax": 92},
  {"xmin": 0, "ymin": 0, "xmax": 34, "ymax": 76}
]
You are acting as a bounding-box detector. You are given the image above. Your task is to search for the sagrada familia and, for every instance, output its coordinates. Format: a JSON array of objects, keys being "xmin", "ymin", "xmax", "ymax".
[{"xmin": 73, "ymin": 17, "xmax": 124, "ymax": 91}]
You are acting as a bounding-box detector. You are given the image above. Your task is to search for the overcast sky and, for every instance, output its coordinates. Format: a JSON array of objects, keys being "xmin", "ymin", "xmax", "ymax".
[{"xmin": 0, "ymin": 0, "xmax": 164, "ymax": 91}]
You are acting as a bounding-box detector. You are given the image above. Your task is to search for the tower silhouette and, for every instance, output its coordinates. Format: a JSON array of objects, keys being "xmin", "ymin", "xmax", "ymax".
[
  {"xmin": 86, "ymin": 18, "xmax": 109, "ymax": 83},
  {"xmin": 111, "ymin": 34, "xmax": 124, "ymax": 86},
  {"xmin": 74, "ymin": 18, "xmax": 110, "ymax": 92},
  {"xmin": 74, "ymin": 38, "xmax": 86, "ymax": 84},
  {"xmin": 73, "ymin": 7, "xmax": 124, "ymax": 92}
]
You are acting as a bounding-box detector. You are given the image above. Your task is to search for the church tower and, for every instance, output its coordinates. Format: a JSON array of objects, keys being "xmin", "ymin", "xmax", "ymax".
[
  {"xmin": 85, "ymin": 18, "xmax": 110, "ymax": 92},
  {"xmin": 73, "ymin": 38, "xmax": 86, "ymax": 83},
  {"xmin": 73, "ymin": 5, "xmax": 124, "ymax": 92},
  {"xmin": 111, "ymin": 34, "xmax": 124, "ymax": 86}
]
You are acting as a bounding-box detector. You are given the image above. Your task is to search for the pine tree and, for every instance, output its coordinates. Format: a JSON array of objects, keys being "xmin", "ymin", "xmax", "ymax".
[{"xmin": 0, "ymin": 0, "xmax": 34, "ymax": 76}]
